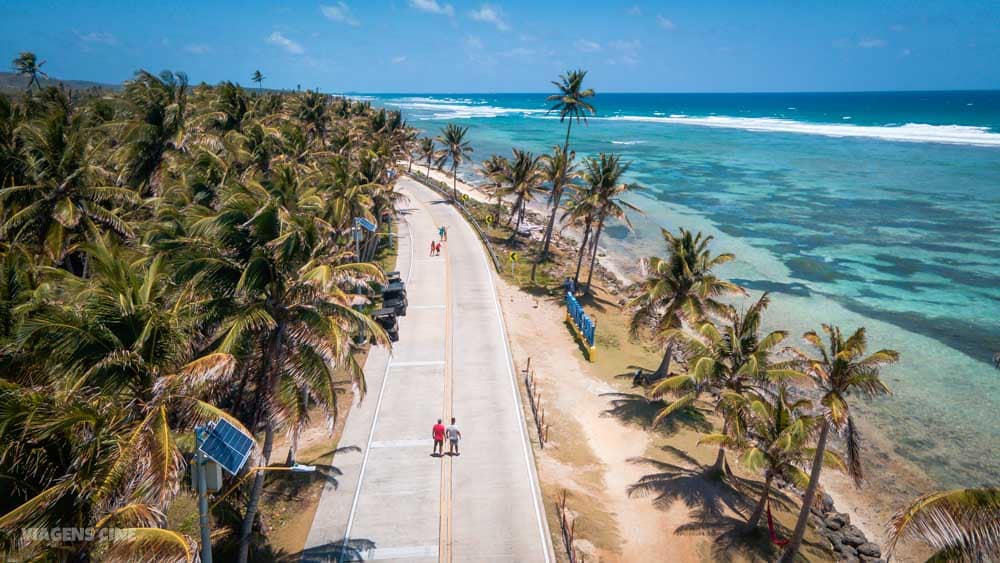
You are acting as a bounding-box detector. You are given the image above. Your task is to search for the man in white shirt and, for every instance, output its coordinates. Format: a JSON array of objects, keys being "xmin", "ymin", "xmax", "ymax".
[{"xmin": 445, "ymin": 417, "xmax": 462, "ymax": 456}]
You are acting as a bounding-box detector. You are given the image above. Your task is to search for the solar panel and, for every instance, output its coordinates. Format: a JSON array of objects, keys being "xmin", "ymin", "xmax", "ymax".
[{"xmin": 199, "ymin": 419, "xmax": 255, "ymax": 475}]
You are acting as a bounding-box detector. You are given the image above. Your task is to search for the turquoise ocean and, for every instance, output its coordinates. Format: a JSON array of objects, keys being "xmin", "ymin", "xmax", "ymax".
[{"xmin": 364, "ymin": 91, "xmax": 1000, "ymax": 493}]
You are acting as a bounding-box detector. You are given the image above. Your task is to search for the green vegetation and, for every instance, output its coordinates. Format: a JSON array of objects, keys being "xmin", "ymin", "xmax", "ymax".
[{"xmin": 0, "ymin": 52, "xmax": 412, "ymax": 561}]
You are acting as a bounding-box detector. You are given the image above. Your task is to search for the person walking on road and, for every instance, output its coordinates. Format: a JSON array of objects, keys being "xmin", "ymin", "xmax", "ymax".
[
  {"xmin": 446, "ymin": 417, "xmax": 461, "ymax": 456},
  {"xmin": 431, "ymin": 419, "xmax": 445, "ymax": 456},
  {"xmin": 435, "ymin": 241, "xmax": 442, "ymax": 256},
  {"xmin": 430, "ymin": 240, "xmax": 437, "ymax": 256},
  {"xmin": 439, "ymin": 225, "xmax": 447, "ymax": 242}
]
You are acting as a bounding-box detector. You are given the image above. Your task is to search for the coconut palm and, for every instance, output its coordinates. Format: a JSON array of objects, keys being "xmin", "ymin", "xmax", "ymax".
[
  {"xmin": 495, "ymin": 149, "xmax": 545, "ymax": 239},
  {"xmin": 435, "ymin": 123, "xmax": 473, "ymax": 200},
  {"xmin": 417, "ymin": 136, "xmax": 436, "ymax": 176},
  {"xmin": 650, "ymin": 294, "xmax": 795, "ymax": 474},
  {"xmin": 723, "ymin": 387, "xmax": 845, "ymax": 531},
  {"xmin": 114, "ymin": 70, "xmax": 189, "ymax": 195},
  {"xmin": 887, "ymin": 487, "xmax": 1000, "ymax": 562},
  {"xmin": 251, "ymin": 70, "xmax": 265, "ymax": 94},
  {"xmin": 0, "ymin": 108, "xmax": 139, "ymax": 270},
  {"xmin": 581, "ymin": 153, "xmax": 642, "ymax": 293},
  {"xmin": 294, "ymin": 90, "xmax": 329, "ymax": 148},
  {"xmin": 530, "ymin": 146, "xmax": 578, "ymax": 280},
  {"xmin": 779, "ymin": 325, "xmax": 900, "ymax": 563},
  {"xmin": 479, "ymin": 154, "xmax": 510, "ymax": 222},
  {"xmin": 628, "ymin": 228, "xmax": 743, "ymax": 381},
  {"xmin": 179, "ymin": 167, "xmax": 387, "ymax": 563},
  {"xmin": 12, "ymin": 51, "xmax": 48, "ymax": 92},
  {"xmin": 547, "ymin": 69, "xmax": 595, "ymax": 155}
]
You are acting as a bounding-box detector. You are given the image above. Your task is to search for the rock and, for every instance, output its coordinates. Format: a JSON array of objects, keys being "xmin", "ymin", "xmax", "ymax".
[
  {"xmin": 824, "ymin": 530, "xmax": 845, "ymax": 545},
  {"xmin": 822, "ymin": 493, "xmax": 836, "ymax": 513},
  {"xmin": 857, "ymin": 542, "xmax": 882, "ymax": 558},
  {"xmin": 826, "ymin": 512, "xmax": 850, "ymax": 531},
  {"xmin": 838, "ymin": 542, "xmax": 858, "ymax": 556},
  {"xmin": 841, "ymin": 525, "xmax": 867, "ymax": 547}
]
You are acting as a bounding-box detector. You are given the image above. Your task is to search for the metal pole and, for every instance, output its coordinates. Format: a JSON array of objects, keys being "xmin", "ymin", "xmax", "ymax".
[
  {"xmin": 354, "ymin": 226, "xmax": 360, "ymax": 263},
  {"xmin": 195, "ymin": 427, "xmax": 213, "ymax": 563}
]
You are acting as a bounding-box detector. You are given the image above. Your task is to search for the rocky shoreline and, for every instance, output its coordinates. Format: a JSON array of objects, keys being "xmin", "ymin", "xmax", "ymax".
[{"xmin": 811, "ymin": 494, "xmax": 885, "ymax": 562}]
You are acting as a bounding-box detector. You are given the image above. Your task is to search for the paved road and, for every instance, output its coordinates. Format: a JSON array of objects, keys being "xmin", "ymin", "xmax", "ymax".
[{"xmin": 302, "ymin": 176, "xmax": 553, "ymax": 562}]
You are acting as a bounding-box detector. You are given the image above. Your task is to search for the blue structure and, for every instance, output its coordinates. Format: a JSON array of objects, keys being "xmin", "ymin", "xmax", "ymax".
[
  {"xmin": 198, "ymin": 419, "xmax": 255, "ymax": 475},
  {"xmin": 565, "ymin": 292, "xmax": 597, "ymax": 360}
]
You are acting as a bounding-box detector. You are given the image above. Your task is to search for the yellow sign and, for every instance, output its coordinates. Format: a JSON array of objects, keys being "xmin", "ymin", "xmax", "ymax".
[
  {"xmin": 486, "ymin": 215, "xmax": 494, "ymax": 224},
  {"xmin": 509, "ymin": 252, "xmax": 518, "ymax": 262}
]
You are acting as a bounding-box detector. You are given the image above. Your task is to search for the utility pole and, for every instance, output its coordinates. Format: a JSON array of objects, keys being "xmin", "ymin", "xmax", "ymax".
[{"xmin": 195, "ymin": 426, "xmax": 213, "ymax": 563}]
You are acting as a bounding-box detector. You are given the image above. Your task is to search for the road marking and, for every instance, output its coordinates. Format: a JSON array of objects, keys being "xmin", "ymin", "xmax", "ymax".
[
  {"xmin": 371, "ymin": 439, "xmax": 434, "ymax": 448},
  {"xmin": 439, "ymin": 199, "xmax": 455, "ymax": 563},
  {"xmin": 368, "ymin": 545, "xmax": 439, "ymax": 560},
  {"xmin": 409, "ymin": 304, "xmax": 446, "ymax": 310},
  {"xmin": 390, "ymin": 360, "xmax": 446, "ymax": 367},
  {"xmin": 339, "ymin": 211, "xmax": 417, "ymax": 563}
]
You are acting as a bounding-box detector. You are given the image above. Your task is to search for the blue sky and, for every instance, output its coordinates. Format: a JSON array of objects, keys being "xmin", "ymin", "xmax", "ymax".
[{"xmin": 2, "ymin": 0, "xmax": 998, "ymax": 93}]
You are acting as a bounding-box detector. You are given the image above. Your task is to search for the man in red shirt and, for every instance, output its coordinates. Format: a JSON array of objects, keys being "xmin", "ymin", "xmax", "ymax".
[{"xmin": 431, "ymin": 419, "xmax": 445, "ymax": 456}]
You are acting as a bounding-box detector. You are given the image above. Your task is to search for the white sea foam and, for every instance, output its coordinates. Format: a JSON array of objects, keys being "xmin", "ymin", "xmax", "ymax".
[
  {"xmin": 384, "ymin": 97, "xmax": 543, "ymax": 119},
  {"xmin": 597, "ymin": 115, "xmax": 1000, "ymax": 147},
  {"xmin": 611, "ymin": 140, "xmax": 646, "ymax": 145}
]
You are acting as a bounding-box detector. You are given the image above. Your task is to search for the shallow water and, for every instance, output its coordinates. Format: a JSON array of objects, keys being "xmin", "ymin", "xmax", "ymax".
[{"xmin": 369, "ymin": 91, "xmax": 1000, "ymax": 490}]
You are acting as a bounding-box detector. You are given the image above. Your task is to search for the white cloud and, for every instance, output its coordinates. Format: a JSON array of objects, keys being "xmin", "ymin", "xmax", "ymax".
[
  {"xmin": 469, "ymin": 4, "xmax": 509, "ymax": 31},
  {"xmin": 409, "ymin": 0, "xmax": 454, "ymax": 16},
  {"xmin": 574, "ymin": 39, "xmax": 601, "ymax": 53},
  {"xmin": 267, "ymin": 31, "xmax": 305, "ymax": 55},
  {"xmin": 76, "ymin": 31, "xmax": 119, "ymax": 46},
  {"xmin": 500, "ymin": 46, "xmax": 534, "ymax": 57},
  {"xmin": 656, "ymin": 15, "xmax": 675, "ymax": 30},
  {"xmin": 392, "ymin": 55, "xmax": 407, "ymax": 64},
  {"xmin": 465, "ymin": 35, "xmax": 484, "ymax": 49},
  {"xmin": 321, "ymin": 2, "xmax": 360, "ymax": 26},
  {"xmin": 627, "ymin": 5, "xmax": 641, "ymax": 16},
  {"xmin": 184, "ymin": 44, "xmax": 211, "ymax": 55},
  {"xmin": 610, "ymin": 39, "xmax": 640, "ymax": 53},
  {"xmin": 858, "ymin": 38, "xmax": 887, "ymax": 48}
]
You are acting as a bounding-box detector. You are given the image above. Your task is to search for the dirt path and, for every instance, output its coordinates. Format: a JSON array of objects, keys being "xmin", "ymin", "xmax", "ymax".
[{"xmin": 497, "ymin": 280, "xmax": 702, "ymax": 562}]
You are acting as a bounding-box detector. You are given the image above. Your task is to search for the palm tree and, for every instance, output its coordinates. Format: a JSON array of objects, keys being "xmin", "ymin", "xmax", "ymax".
[
  {"xmin": 779, "ymin": 326, "xmax": 900, "ymax": 563},
  {"xmin": 496, "ymin": 149, "xmax": 545, "ymax": 239},
  {"xmin": 435, "ymin": 123, "xmax": 473, "ymax": 200},
  {"xmin": 531, "ymin": 146, "xmax": 578, "ymax": 281},
  {"xmin": 547, "ymin": 69, "xmax": 595, "ymax": 156},
  {"xmin": 0, "ymin": 108, "xmax": 139, "ymax": 270},
  {"xmin": 581, "ymin": 153, "xmax": 642, "ymax": 293},
  {"xmin": 651, "ymin": 294, "xmax": 796, "ymax": 474},
  {"xmin": 12, "ymin": 52, "xmax": 48, "ymax": 92},
  {"xmin": 251, "ymin": 70, "xmax": 265, "ymax": 94},
  {"xmin": 180, "ymin": 168, "xmax": 387, "ymax": 563},
  {"xmin": 887, "ymin": 487, "xmax": 1000, "ymax": 562},
  {"xmin": 723, "ymin": 387, "xmax": 845, "ymax": 531},
  {"xmin": 294, "ymin": 90, "xmax": 329, "ymax": 148},
  {"xmin": 479, "ymin": 153, "xmax": 510, "ymax": 223},
  {"xmin": 628, "ymin": 228, "xmax": 743, "ymax": 381},
  {"xmin": 560, "ymin": 182, "xmax": 600, "ymax": 288},
  {"xmin": 417, "ymin": 136, "xmax": 436, "ymax": 176}
]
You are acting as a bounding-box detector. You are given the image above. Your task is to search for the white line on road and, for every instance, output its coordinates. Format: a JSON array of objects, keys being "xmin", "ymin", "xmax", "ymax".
[{"xmin": 390, "ymin": 360, "xmax": 445, "ymax": 367}]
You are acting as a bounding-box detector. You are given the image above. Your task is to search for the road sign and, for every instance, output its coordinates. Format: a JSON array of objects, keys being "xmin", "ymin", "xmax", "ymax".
[
  {"xmin": 355, "ymin": 217, "xmax": 377, "ymax": 232},
  {"xmin": 198, "ymin": 419, "xmax": 255, "ymax": 475},
  {"xmin": 509, "ymin": 251, "xmax": 518, "ymax": 262}
]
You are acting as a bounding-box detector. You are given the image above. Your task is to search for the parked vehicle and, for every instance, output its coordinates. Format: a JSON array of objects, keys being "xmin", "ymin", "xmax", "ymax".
[
  {"xmin": 382, "ymin": 280, "xmax": 408, "ymax": 316},
  {"xmin": 385, "ymin": 270, "xmax": 402, "ymax": 283},
  {"xmin": 371, "ymin": 308, "xmax": 399, "ymax": 342}
]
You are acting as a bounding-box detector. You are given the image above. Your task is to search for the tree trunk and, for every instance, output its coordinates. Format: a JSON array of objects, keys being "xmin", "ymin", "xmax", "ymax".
[
  {"xmin": 584, "ymin": 213, "xmax": 607, "ymax": 293},
  {"xmin": 531, "ymin": 184, "xmax": 564, "ymax": 281},
  {"xmin": 237, "ymin": 421, "xmax": 274, "ymax": 563},
  {"xmin": 747, "ymin": 472, "xmax": 774, "ymax": 530},
  {"xmin": 573, "ymin": 223, "xmax": 591, "ymax": 286},
  {"xmin": 452, "ymin": 166, "xmax": 458, "ymax": 201},
  {"xmin": 563, "ymin": 120, "xmax": 573, "ymax": 156},
  {"xmin": 426, "ymin": 159, "xmax": 431, "ymax": 176},
  {"xmin": 779, "ymin": 421, "xmax": 830, "ymax": 563},
  {"xmin": 407, "ymin": 157, "xmax": 413, "ymax": 173},
  {"xmin": 711, "ymin": 419, "xmax": 730, "ymax": 475},
  {"xmin": 654, "ymin": 342, "xmax": 674, "ymax": 380}
]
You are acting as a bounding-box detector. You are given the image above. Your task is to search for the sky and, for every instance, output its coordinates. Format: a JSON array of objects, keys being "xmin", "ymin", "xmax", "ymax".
[{"xmin": 1, "ymin": 0, "xmax": 999, "ymax": 93}]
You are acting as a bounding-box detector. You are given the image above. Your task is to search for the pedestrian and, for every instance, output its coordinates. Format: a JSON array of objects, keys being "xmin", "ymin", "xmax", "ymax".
[
  {"xmin": 445, "ymin": 417, "xmax": 461, "ymax": 456},
  {"xmin": 439, "ymin": 225, "xmax": 447, "ymax": 241},
  {"xmin": 430, "ymin": 240, "xmax": 436, "ymax": 256},
  {"xmin": 431, "ymin": 419, "xmax": 445, "ymax": 456},
  {"xmin": 435, "ymin": 241, "xmax": 442, "ymax": 255}
]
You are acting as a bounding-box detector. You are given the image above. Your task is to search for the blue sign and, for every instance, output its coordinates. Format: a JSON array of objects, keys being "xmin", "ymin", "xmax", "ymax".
[
  {"xmin": 565, "ymin": 292, "xmax": 596, "ymax": 347},
  {"xmin": 355, "ymin": 217, "xmax": 377, "ymax": 232},
  {"xmin": 199, "ymin": 419, "xmax": 255, "ymax": 475}
]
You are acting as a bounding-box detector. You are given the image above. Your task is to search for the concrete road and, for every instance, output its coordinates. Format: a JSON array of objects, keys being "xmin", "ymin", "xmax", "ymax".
[{"xmin": 301, "ymin": 176, "xmax": 553, "ymax": 562}]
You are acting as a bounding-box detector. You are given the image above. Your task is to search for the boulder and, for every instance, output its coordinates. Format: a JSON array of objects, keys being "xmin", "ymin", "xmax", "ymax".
[
  {"xmin": 825, "ymin": 517, "xmax": 844, "ymax": 531},
  {"xmin": 837, "ymin": 542, "xmax": 858, "ymax": 557},
  {"xmin": 857, "ymin": 542, "xmax": 882, "ymax": 558},
  {"xmin": 821, "ymin": 493, "xmax": 836, "ymax": 513},
  {"xmin": 829, "ymin": 512, "xmax": 851, "ymax": 528},
  {"xmin": 841, "ymin": 526, "xmax": 867, "ymax": 547}
]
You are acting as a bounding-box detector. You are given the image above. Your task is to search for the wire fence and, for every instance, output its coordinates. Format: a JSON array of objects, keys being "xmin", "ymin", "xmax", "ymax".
[
  {"xmin": 406, "ymin": 171, "xmax": 502, "ymax": 273},
  {"xmin": 558, "ymin": 490, "xmax": 585, "ymax": 563},
  {"xmin": 521, "ymin": 357, "xmax": 549, "ymax": 448}
]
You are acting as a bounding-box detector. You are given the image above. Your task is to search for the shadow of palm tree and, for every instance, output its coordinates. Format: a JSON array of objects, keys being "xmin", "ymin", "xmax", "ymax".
[
  {"xmin": 287, "ymin": 537, "xmax": 377, "ymax": 562},
  {"xmin": 265, "ymin": 445, "xmax": 362, "ymax": 502},
  {"xmin": 601, "ymin": 393, "xmax": 712, "ymax": 434},
  {"xmin": 674, "ymin": 508, "xmax": 782, "ymax": 562}
]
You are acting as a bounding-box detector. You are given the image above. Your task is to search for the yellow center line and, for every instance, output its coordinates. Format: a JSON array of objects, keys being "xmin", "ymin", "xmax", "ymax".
[{"xmin": 438, "ymin": 212, "xmax": 454, "ymax": 563}]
